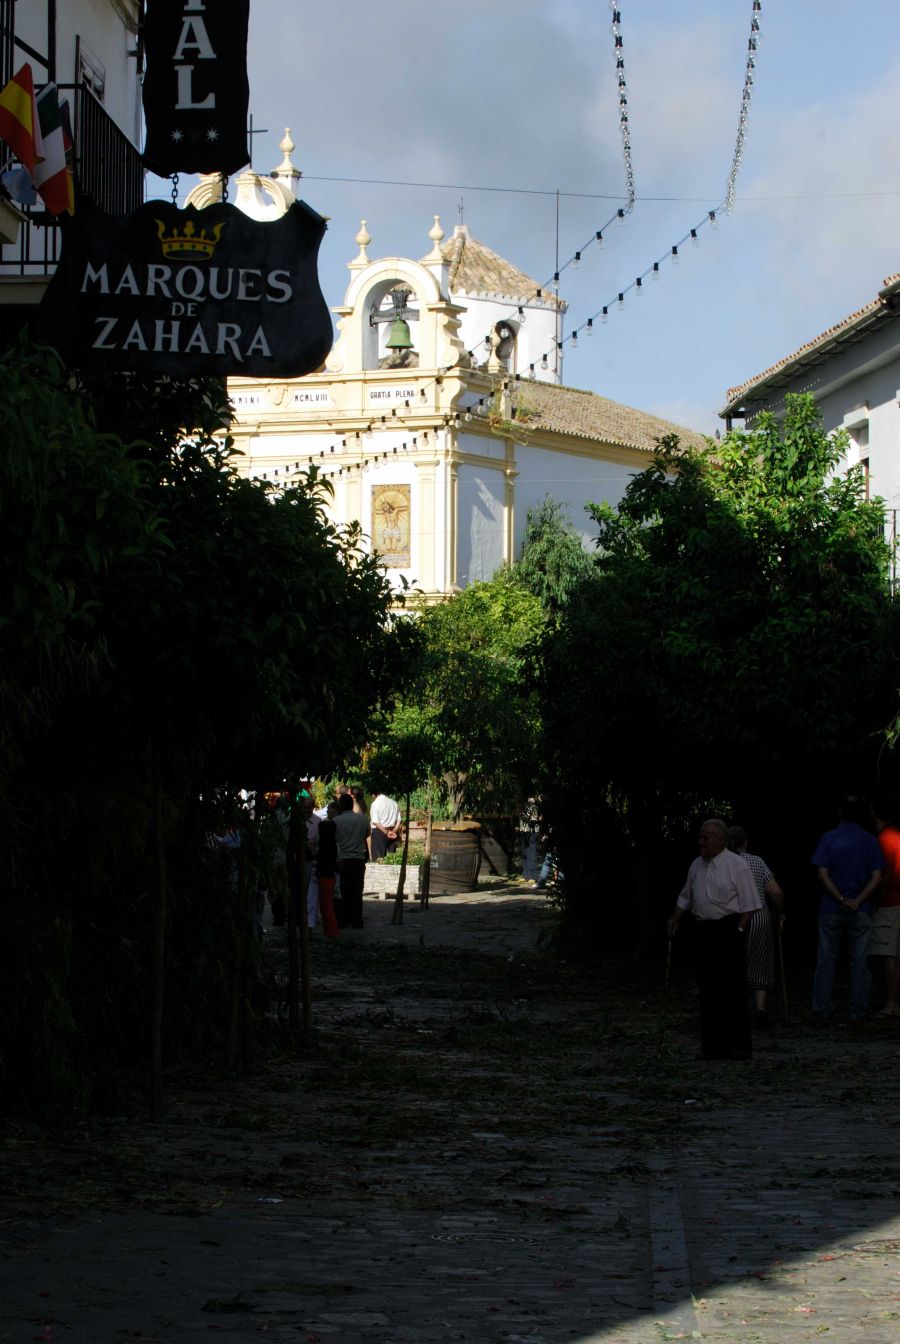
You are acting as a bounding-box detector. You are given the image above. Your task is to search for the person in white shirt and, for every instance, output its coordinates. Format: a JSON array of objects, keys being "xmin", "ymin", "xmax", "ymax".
[
  {"xmin": 369, "ymin": 791, "xmax": 402, "ymax": 861},
  {"xmin": 668, "ymin": 818, "xmax": 761, "ymax": 1060}
]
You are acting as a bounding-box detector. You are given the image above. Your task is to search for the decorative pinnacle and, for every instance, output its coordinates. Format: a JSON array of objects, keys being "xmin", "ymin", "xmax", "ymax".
[
  {"xmin": 425, "ymin": 214, "xmax": 445, "ymax": 262},
  {"xmin": 354, "ymin": 219, "xmax": 371, "ymax": 264},
  {"xmin": 273, "ymin": 127, "xmax": 300, "ymax": 179}
]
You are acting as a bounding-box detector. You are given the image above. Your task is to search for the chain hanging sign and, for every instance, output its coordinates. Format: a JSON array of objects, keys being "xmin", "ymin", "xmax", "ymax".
[
  {"xmin": 37, "ymin": 200, "xmax": 333, "ymax": 377},
  {"xmin": 142, "ymin": 0, "xmax": 250, "ymax": 176}
]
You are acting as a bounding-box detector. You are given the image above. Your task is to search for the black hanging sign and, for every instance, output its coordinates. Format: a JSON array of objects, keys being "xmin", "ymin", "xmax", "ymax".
[
  {"xmin": 36, "ymin": 200, "xmax": 333, "ymax": 378},
  {"xmin": 142, "ymin": 0, "xmax": 250, "ymax": 176}
]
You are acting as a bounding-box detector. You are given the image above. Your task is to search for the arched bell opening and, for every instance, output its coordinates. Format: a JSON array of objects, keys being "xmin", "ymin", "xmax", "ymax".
[{"xmin": 363, "ymin": 280, "xmax": 421, "ymax": 370}]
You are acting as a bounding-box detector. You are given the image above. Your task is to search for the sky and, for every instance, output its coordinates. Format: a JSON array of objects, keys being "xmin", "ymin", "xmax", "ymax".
[{"xmin": 163, "ymin": 1, "xmax": 900, "ymax": 436}]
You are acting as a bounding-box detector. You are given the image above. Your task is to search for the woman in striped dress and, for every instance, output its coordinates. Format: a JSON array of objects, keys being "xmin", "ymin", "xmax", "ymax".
[{"xmin": 727, "ymin": 826, "xmax": 785, "ymax": 1028}]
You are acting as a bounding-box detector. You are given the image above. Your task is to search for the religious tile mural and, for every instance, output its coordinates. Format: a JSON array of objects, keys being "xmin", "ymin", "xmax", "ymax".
[{"xmin": 371, "ymin": 484, "xmax": 411, "ymax": 567}]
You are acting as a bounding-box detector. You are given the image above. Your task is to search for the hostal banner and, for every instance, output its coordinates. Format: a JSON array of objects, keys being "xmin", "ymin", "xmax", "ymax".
[
  {"xmin": 143, "ymin": 0, "xmax": 250, "ymax": 176},
  {"xmin": 37, "ymin": 200, "xmax": 333, "ymax": 378}
]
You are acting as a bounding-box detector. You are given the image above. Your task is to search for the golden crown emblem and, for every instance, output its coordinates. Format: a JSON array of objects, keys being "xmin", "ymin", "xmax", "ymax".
[{"xmin": 155, "ymin": 219, "xmax": 224, "ymax": 262}]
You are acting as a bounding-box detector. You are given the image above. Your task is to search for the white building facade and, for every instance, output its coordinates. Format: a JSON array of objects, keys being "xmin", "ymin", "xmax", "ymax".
[
  {"xmin": 721, "ymin": 273, "xmax": 900, "ymax": 526},
  {"xmin": 213, "ymin": 138, "xmax": 707, "ymax": 601}
]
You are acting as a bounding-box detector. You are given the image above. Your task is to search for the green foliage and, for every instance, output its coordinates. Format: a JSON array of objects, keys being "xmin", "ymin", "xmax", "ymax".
[
  {"xmin": 0, "ymin": 340, "xmax": 403, "ymax": 1112},
  {"xmin": 516, "ymin": 496, "xmax": 596, "ymax": 614},
  {"xmin": 368, "ymin": 572, "xmax": 546, "ymax": 819},
  {"xmin": 538, "ymin": 395, "xmax": 898, "ymax": 940},
  {"xmin": 376, "ymin": 842, "xmax": 427, "ymax": 866}
]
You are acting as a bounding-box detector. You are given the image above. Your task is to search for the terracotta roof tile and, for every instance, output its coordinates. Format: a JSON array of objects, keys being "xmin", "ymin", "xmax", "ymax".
[
  {"xmin": 509, "ymin": 380, "xmax": 709, "ymax": 454},
  {"xmin": 723, "ymin": 270, "xmax": 900, "ymax": 411},
  {"xmin": 430, "ymin": 225, "xmax": 565, "ymax": 310}
]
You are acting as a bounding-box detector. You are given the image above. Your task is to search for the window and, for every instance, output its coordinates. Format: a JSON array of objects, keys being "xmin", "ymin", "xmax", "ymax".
[{"xmin": 77, "ymin": 39, "xmax": 105, "ymax": 102}]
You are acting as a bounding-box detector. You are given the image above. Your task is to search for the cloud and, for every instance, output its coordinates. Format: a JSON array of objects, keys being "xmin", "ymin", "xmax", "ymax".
[
  {"xmin": 583, "ymin": 14, "xmax": 737, "ymax": 195},
  {"xmin": 647, "ymin": 397, "xmax": 721, "ymax": 438},
  {"xmin": 744, "ymin": 54, "xmax": 900, "ymax": 315}
]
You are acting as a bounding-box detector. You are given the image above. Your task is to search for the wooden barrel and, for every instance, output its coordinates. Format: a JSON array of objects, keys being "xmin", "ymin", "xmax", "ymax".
[{"xmin": 429, "ymin": 823, "xmax": 482, "ymax": 894}]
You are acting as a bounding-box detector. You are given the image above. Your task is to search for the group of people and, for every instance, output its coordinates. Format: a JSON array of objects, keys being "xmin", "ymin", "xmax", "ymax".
[
  {"xmin": 668, "ymin": 794, "xmax": 900, "ymax": 1059},
  {"xmin": 302, "ymin": 785, "xmax": 403, "ymax": 934}
]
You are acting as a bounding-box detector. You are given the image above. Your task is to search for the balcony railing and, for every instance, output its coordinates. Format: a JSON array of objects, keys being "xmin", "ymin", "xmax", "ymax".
[{"xmin": 1, "ymin": 83, "xmax": 144, "ymax": 278}]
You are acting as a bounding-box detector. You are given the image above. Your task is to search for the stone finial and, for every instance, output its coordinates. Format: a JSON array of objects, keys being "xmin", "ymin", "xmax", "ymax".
[
  {"xmin": 425, "ymin": 214, "xmax": 445, "ymax": 262},
  {"xmin": 275, "ymin": 128, "xmax": 297, "ymax": 174},
  {"xmin": 353, "ymin": 219, "xmax": 371, "ymax": 264},
  {"xmin": 271, "ymin": 127, "xmax": 302, "ymax": 198}
]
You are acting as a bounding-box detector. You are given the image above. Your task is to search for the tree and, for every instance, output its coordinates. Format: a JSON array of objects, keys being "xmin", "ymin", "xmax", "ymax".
[
  {"xmin": 516, "ymin": 496, "xmax": 596, "ymax": 616},
  {"xmin": 537, "ymin": 394, "xmax": 898, "ymax": 944},
  {"xmin": 0, "ymin": 340, "xmax": 404, "ymax": 1112},
  {"xmin": 370, "ymin": 572, "xmax": 546, "ymax": 822}
]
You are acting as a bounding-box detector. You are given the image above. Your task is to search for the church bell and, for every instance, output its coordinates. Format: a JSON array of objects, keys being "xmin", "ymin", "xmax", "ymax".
[{"xmin": 385, "ymin": 317, "xmax": 413, "ymax": 350}]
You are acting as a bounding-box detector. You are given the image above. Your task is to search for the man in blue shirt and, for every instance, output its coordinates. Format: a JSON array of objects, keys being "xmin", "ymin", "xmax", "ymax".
[{"xmin": 811, "ymin": 796, "xmax": 883, "ymax": 1023}]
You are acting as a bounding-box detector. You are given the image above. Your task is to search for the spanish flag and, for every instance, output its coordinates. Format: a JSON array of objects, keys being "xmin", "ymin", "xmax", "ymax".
[
  {"xmin": 0, "ymin": 64, "xmax": 44, "ymax": 174},
  {"xmin": 33, "ymin": 84, "xmax": 74, "ymax": 216}
]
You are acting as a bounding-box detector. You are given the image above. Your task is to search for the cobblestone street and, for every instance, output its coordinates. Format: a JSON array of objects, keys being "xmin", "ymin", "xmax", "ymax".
[{"xmin": 2, "ymin": 888, "xmax": 899, "ymax": 1343}]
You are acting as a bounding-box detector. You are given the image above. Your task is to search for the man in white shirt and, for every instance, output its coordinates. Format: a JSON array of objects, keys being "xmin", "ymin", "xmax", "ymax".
[
  {"xmin": 668, "ymin": 818, "xmax": 762, "ymax": 1059},
  {"xmin": 369, "ymin": 791, "xmax": 402, "ymax": 861}
]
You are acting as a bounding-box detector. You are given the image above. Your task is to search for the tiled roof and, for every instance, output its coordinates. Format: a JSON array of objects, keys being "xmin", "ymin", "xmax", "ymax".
[
  {"xmin": 722, "ymin": 272, "xmax": 900, "ymax": 412},
  {"xmin": 510, "ymin": 379, "xmax": 709, "ymax": 454},
  {"xmin": 432, "ymin": 225, "xmax": 565, "ymax": 309}
]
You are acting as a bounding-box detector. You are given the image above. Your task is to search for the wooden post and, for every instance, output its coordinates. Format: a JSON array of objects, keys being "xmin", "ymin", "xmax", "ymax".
[
  {"xmin": 149, "ymin": 733, "xmax": 167, "ymax": 1121},
  {"xmin": 391, "ymin": 792, "xmax": 412, "ymax": 926},
  {"xmin": 286, "ymin": 792, "xmax": 303, "ymax": 1037},
  {"xmin": 422, "ymin": 792, "xmax": 433, "ymax": 910}
]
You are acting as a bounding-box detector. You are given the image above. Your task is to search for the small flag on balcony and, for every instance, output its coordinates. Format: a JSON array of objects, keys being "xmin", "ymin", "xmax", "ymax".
[
  {"xmin": 33, "ymin": 84, "xmax": 75, "ymax": 216},
  {"xmin": 142, "ymin": 0, "xmax": 250, "ymax": 176},
  {"xmin": 0, "ymin": 63, "xmax": 45, "ymax": 175},
  {"xmin": 0, "ymin": 166, "xmax": 37, "ymax": 206}
]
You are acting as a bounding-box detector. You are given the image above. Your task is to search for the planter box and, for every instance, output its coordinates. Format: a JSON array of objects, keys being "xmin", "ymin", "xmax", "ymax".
[{"xmin": 365, "ymin": 862, "xmax": 423, "ymax": 899}]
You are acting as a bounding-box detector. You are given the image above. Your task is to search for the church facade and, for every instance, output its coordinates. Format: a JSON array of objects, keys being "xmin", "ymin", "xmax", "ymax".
[{"xmin": 217, "ymin": 135, "xmax": 707, "ymax": 601}]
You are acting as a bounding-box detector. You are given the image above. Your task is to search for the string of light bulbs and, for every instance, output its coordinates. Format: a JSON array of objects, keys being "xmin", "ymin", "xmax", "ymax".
[
  {"xmin": 726, "ymin": 0, "xmax": 761, "ymax": 213},
  {"xmin": 609, "ymin": 2, "xmax": 636, "ymax": 212},
  {"xmin": 526, "ymin": 0, "xmax": 763, "ymax": 367},
  {"xmin": 253, "ymin": 2, "xmax": 762, "ymax": 486}
]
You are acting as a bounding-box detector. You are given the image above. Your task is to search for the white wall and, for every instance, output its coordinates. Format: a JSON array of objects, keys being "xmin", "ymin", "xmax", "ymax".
[
  {"xmin": 454, "ymin": 294, "xmax": 561, "ymax": 384},
  {"xmin": 56, "ymin": 1, "xmax": 142, "ymax": 144},
  {"xmin": 456, "ymin": 464, "xmax": 506, "ymax": 586},
  {"xmin": 813, "ymin": 357, "xmax": 900, "ymax": 511},
  {"xmin": 513, "ymin": 444, "xmax": 639, "ymax": 558}
]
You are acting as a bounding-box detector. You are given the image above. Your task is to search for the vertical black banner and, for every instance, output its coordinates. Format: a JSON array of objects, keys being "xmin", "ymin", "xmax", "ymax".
[{"xmin": 143, "ymin": 0, "xmax": 250, "ymax": 176}]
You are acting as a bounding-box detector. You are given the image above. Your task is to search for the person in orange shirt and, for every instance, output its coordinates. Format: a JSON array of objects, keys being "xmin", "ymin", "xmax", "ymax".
[{"xmin": 873, "ymin": 793, "xmax": 900, "ymax": 1016}]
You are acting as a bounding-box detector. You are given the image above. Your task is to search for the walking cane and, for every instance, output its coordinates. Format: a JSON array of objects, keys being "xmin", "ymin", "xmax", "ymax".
[
  {"xmin": 656, "ymin": 935, "xmax": 674, "ymax": 1060},
  {"xmin": 776, "ymin": 918, "xmax": 790, "ymax": 1024}
]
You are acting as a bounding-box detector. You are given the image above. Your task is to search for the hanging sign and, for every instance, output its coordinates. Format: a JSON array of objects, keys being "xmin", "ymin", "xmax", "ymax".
[
  {"xmin": 36, "ymin": 199, "xmax": 333, "ymax": 378},
  {"xmin": 142, "ymin": 0, "xmax": 250, "ymax": 176}
]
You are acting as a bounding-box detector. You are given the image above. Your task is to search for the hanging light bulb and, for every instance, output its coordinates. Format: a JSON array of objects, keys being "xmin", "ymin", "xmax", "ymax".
[
  {"xmin": 617, "ymin": 292, "xmax": 624, "ymax": 310},
  {"xmin": 529, "ymin": 363, "xmax": 536, "ymax": 378},
  {"xmin": 517, "ymin": 306, "xmax": 526, "ymax": 325},
  {"xmin": 586, "ymin": 317, "xmax": 594, "ymax": 335},
  {"xmin": 635, "ymin": 277, "xmax": 643, "ymax": 297},
  {"xmin": 484, "ymin": 336, "xmax": 491, "ymax": 351},
  {"xmin": 572, "ymin": 252, "xmax": 581, "ymax": 270},
  {"xmin": 617, "ymin": 208, "xmax": 626, "ymax": 225},
  {"xmin": 570, "ymin": 331, "xmax": 578, "ymax": 349},
  {"xmin": 601, "ymin": 306, "xmax": 609, "ymax": 323},
  {"xmin": 708, "ymin": 210, "xmax": 718, "ymax": 229},
  {"xmin": 596, "ymin": 230, "xmax": 604, "ymax": 248},
  {"xmin": 691, "ymin": 229, "xmax": 699, "ymax": 247},
  {"xmin": 652, "ymin": 262, "xmax": 660, "ymax": 281},
  {"xmin": 541, "ymin": 353, "xmax": 549, "ymax": 371},
  {"xmin": 464, "ymin": 409, "xmax": 473, "ymax": 422},
  {"xmin": 671, "ymin": 245, "xmax": 679, "ymax": 265}
]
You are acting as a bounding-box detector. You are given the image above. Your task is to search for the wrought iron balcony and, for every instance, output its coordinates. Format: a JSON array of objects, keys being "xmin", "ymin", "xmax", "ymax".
[{"xmin": 0, "ymin": 82, "xmax": 144, "ymax": 278}]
